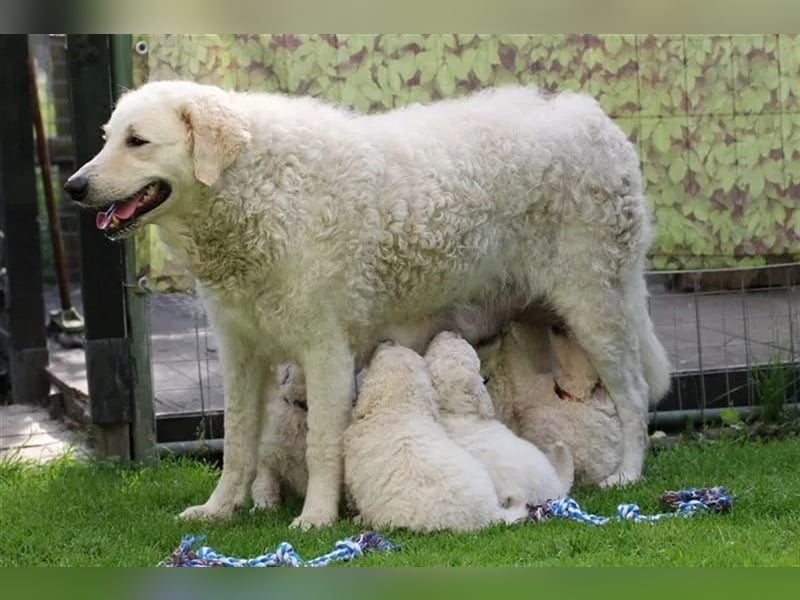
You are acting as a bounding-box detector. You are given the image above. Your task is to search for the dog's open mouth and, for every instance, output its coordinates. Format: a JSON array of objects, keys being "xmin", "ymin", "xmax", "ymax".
[{"xmin": 96, "ymin": 180, "xmax": 171, "ymax": 237}]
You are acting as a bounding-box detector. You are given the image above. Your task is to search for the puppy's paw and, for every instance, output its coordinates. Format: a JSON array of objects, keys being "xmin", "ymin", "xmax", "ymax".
[
  {"xmin": 250, "ymin": 493, "xmax": 281, "ymax": 513},
  {"xmin": 289, "ymin": 509, "xmax": 337, "ymax": 530},
  {"xmin": 177, "ymin": 501, "xmax": 236, "ymax": 522},
  {"xmin": 250, "ymin": 477, "xmax": 281, "ymax": 512},
  {"xmin": 598, "ymin": 470, "xmax": 640, "ymax": 488}
]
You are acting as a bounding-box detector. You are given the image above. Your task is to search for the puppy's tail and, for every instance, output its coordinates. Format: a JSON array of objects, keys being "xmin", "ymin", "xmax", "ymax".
[{"xmin": 547, "ymin": 441, "xmax": 575, "ymax": 494}]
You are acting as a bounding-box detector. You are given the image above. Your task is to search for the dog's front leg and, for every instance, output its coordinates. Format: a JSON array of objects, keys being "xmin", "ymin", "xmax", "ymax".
[
  {"xmin": 178, "ymin": 331, "xmax": 270, "ymax": 521},
  {"xmin": 291, "ymin": 334, "xmax": 354, "ymax": 529}
]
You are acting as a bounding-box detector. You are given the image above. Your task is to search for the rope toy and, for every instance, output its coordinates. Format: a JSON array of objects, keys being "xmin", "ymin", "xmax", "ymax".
[
  {"xmin": 159, "ymin": 531, "xmax": 400, "ymax": 567},
  {"xmin": 526, "ymin": 486, "xmax": 732, "ymax": 525},
  {"xmin": 160, "ymin": 487, "xmax": 730, "ymax": 566}
]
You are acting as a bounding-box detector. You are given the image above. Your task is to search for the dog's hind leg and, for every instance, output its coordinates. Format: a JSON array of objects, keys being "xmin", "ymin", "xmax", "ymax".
[
  {"xmin": 291, "ymin": 331, "xmax": 355, "ymax": 529},
  {"xmin": 548, "ymin": 283, "xmax": 650, "ymax": 487},
  {"xmin": 179, "ymin": 330, "xmax": 273, "ymax": 521}
]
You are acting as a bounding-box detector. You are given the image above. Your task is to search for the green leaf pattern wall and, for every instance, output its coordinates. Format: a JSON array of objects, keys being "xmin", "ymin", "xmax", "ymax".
[{"xmin": 132, "ymin": 34, "xmax": 799, "ymax": 292}]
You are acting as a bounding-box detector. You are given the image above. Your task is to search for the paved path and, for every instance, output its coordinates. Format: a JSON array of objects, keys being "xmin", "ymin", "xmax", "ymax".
[{"xmin": 0, "ymin": 403, "xmax": 89, "ymax": 463}]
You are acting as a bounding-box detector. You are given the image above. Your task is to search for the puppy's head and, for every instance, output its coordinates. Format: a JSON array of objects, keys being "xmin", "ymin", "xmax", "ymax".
[
  {"xmin": 548, "ymin": 328, "xmax": 601, "ymax": 399},
  {"xmin": 353, "ymin": 343, "xmax": 437, "ymax": 420},
  {"xmin": 475, "ymin": 332, "xmax": 504, "ymax": 384},
  {"xmin": 277, "ymin": 363, "xmax": 308, "ymax": 409},
  {"xmin": 63, "ymin": 80, "xmax": 251, "ymax": 240},
  {"xmin": 425, "ymin": 331, "xmax": 495, "ymax": 419}
]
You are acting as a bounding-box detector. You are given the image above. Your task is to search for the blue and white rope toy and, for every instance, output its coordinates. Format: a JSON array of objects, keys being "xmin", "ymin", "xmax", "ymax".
[
  {"xmin": 526, "ymin": 486, "xmax": 733, "ymax": 525},
  {"xmin": 161, "ymin": 487, "xmax": 731, "ymax": 566},
  {"xmin": 159, "ymin": 531, "xmax": 400, "ymax": 567}
]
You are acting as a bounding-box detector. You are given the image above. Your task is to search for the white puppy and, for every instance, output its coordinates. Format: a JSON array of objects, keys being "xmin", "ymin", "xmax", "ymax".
[
  {"xmin": 478, "ymin": 323, "xmax": 623, "ymax": 486},
  {"xmin": 250, "ymin": 364, "xmax": 310, "ymax": 510},
  {"xmin": 251, "ymin": 364, "xmax": 368, "ymax": 512},
  {"xmin": 344, "ymin": 343, "xmax": 527, "ymax": 532},
  {"xmin": 425, "ymin": 332, "xmax": 573, "ymax": 507}
]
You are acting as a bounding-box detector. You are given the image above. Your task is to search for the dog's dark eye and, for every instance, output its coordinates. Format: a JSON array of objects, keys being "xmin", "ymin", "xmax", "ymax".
[
  {"xmin": 126, "ymin": 134, "xmax": 149, "ymax": 148},
  {"xmin": 482, "ymin": 375, "xmax": 491, "ymax": 385}
]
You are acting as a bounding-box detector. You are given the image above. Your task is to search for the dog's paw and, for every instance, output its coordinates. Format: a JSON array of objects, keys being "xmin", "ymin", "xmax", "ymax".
[
  {"xmin": 289, "ymin": 509, "xmax": 337, "ymax": 530},
  {"xmin": 598, "ymin": 470, "xmax": 640, "ymax": 488},
  {"xmin": 177, "ymin": 501, "xmax": 235, "ymax": 522}
]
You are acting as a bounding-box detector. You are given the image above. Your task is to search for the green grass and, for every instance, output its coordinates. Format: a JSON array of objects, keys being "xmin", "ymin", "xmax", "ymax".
[
  {"xmin": 1, "ymin": 437, "xmax": 798, "ymax": 566},
  {"xmin": 752, "ymin": 357, "xmax": 793, "ymax": 423}
]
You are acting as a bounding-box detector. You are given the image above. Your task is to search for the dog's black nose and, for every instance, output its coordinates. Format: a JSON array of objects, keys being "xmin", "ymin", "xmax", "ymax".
[{"xmin": 63, "ymin": 175, "xmax": 89, "ymax": 201}]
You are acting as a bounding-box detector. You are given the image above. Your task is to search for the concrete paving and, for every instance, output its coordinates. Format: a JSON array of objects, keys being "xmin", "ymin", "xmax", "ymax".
[{"xmin": 0, "ymin": 403, "xmax": 89, "ymax": 463}]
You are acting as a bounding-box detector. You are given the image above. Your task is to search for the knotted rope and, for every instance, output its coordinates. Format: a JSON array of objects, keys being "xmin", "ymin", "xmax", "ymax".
[
  {"xmin": 527, "ymin": 486, "xmax": 733, "ymax": 525},
  {"xmin": 159, "ymin": 531, "xmax": 399, "ymax": 567}
]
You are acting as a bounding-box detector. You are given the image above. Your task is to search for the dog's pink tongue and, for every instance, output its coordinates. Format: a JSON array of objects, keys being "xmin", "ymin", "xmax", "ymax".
[
  {"xmin": 96, "ymin": 199, "xmax": 138, "ymax": 231},
  {"xmin": 115, "ymin": 198, "xmax": 138, "ymax": 220}
]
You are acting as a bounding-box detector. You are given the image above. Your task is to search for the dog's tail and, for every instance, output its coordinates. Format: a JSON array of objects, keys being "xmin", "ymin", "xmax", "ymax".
[
  {"xmin": 547, "ymin": 441, "xmax": 575, "ymax": 494},
  {"xmin": 627, "ymin": 271, "xmax": 672, "ymax": 407},
  {"xmin": 639, "ymin": 318, "xmax": 672, "ymax": 407}
]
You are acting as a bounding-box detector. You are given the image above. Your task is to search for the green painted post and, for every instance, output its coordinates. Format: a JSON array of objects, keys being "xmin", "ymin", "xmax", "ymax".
[
  {"xmin": 65, "ymin": 34, "xmax": 132, "ymax": 460},
  {"xmin": 110, "ymin": 34, "xmax": 156, "ymax": 462}
]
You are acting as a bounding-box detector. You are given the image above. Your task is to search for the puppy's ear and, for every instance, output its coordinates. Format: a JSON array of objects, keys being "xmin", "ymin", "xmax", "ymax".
[
  {"xmin": 475, "ymin": 382, "xmax": 496, "ymax": 420},
  {"xmin": 180, "ymin": 95, "xmax": 251, "ymax": 186},
  {"xmin": 353, "ymin": 369, "xmax": 384, "ymax": 420}
]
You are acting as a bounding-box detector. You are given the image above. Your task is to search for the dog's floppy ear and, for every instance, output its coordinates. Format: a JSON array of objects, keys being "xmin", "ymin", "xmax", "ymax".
[{"xmin": 180, "ymin": 95, "xmax": 251, "ymax": 186}]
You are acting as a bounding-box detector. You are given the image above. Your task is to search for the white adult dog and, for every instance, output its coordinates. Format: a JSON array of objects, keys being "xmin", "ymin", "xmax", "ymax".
[
  {"xmin": 344, "ymin": 343, "xmax": 527, "ymax": 532},
  {"xmin": 425, "ymin": 331, "xmax": 573, "ymax": 507},
  {"xmin": 64, "ymin": 80, "xmax": 670, "ymax": 528}
]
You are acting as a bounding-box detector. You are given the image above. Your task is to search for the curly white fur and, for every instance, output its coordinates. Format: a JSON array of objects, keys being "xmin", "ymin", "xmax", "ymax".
[
  {"xmin": 425, "ymin": 331, "xmax": 573, "ymax": 506},
  {"xmin": 66, "ymin": 81, "xmax": 670, "ymax": 527},
  {"xmin": 344, "ymin": 343, "xmax": 527, "ymax": 532},
  {"xmin": 478, "ymin": 323, "xmax": 624, "ymax": 486}
]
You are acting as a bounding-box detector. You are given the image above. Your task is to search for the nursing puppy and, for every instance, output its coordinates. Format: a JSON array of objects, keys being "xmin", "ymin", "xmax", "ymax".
[
  {"xmin": 425, "ymin": 332, "xmax": 573, "ymax": 507},
  {"xmin": 251, "ymin": 365, "xmax": 368, "ymax": 512},
  {"xmin": 250, "ymin": 363, "xmax": 310, "ymax": 510},
  {"xmin": 478, "ymin": 323, "xmax": 623, "ymax": 486},
  {"xmin": 344, "ymin": 343, "xmax": 527, "ymax": 532}
]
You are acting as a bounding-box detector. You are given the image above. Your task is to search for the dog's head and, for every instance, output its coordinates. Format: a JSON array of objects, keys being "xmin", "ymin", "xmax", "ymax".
[
  {"xmin": 353, "ymin": 343, "xmax": 437, "ymax": 420},
  {"xmin": 63, "ymin": 80, "xmax": 251, "ymax": 240},
  {"xmin": 425, "ymin": 331, "xmax": 495, "ymax": 419}
]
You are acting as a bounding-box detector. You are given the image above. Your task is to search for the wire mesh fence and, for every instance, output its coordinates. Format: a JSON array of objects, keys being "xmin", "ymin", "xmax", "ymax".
[
  {"xmin": 648, "ymin": 262, "xmax": 799, "ymax": 419},
  {"xmin": 149, "ymin": 293, "xmax": 223, "ymax": 440},
  {"xmin": 146, "ymin": 262, "xmax": 800, "ymax": 439}
]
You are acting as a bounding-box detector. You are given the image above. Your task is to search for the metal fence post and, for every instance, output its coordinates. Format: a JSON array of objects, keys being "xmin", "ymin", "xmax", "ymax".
[{"xmin": 0, "ymin": 34, "xmax": 50, "ymax": 406}]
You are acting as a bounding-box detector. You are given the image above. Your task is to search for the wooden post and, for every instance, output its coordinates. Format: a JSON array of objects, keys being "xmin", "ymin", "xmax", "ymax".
[
  {"xmin": 111, "ymin": 34, "xmax": 156, "ymax": 462},
  {"xmin": 0, "ymin": 35, "xmax": 50, "ymax": 406},
  {"xmin": 65, "ymin": 34, "xmax": 132, "ymax": 460}
]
